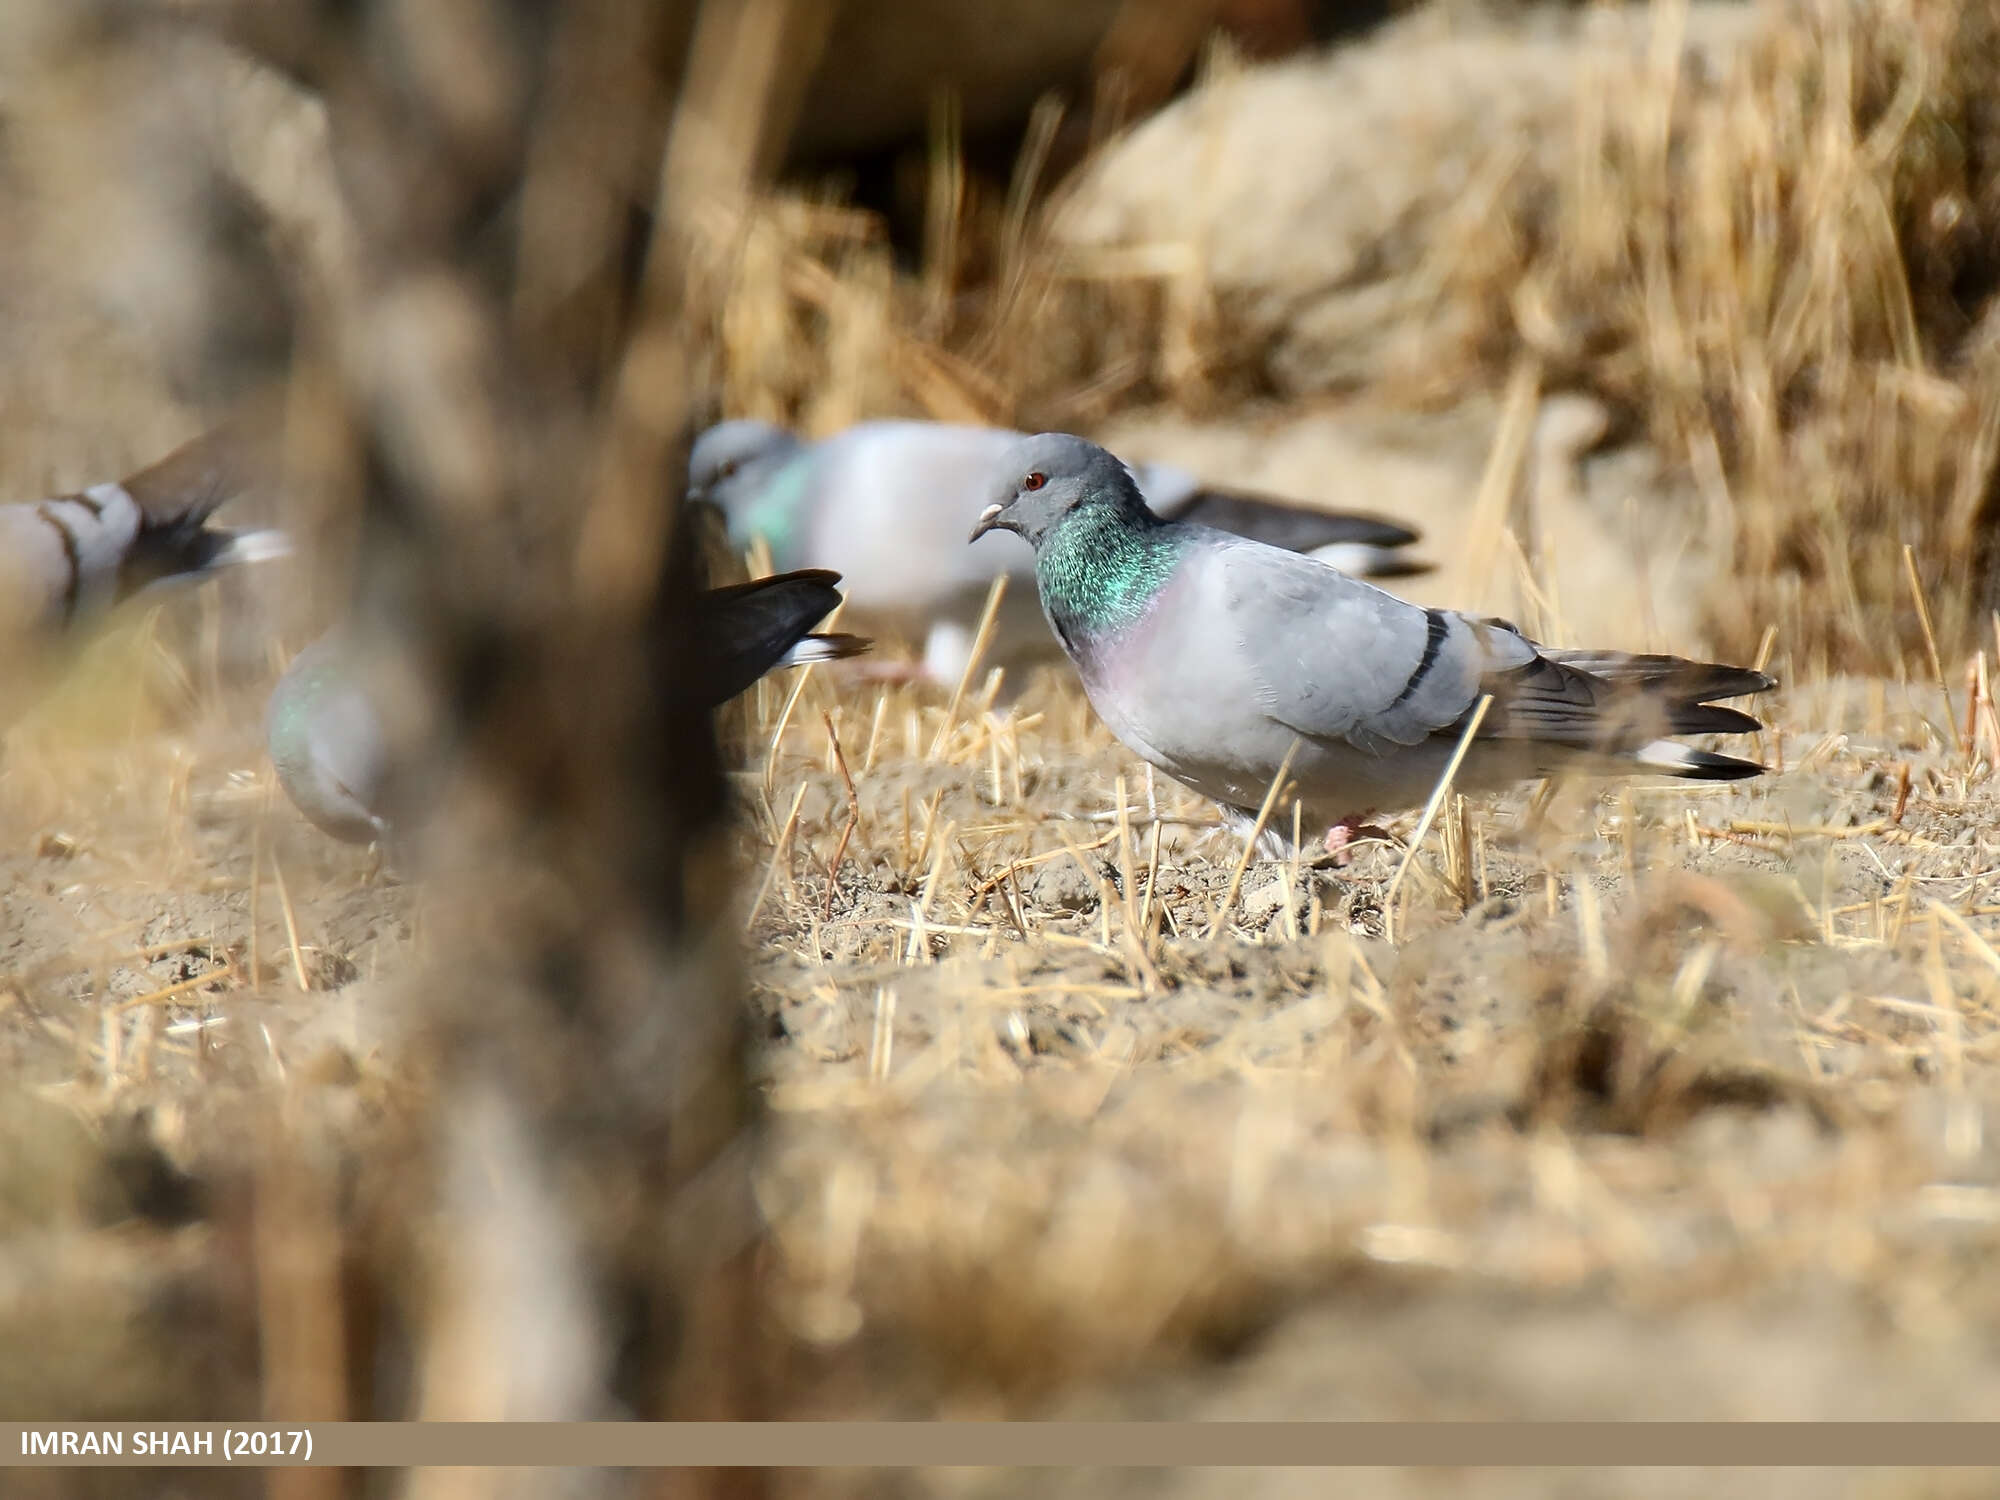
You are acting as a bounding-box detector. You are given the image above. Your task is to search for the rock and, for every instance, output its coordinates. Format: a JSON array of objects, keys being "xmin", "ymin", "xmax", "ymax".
[
  {"xmin": 1052, "ymin": 2, "xmax": 1759, "ymax": 396},
  {"xmin": 792, "ymin": 0, "xmax": 1128, "ymax": 161},
  {"xmin": 1241, "ymin": 870, "xmax": 1292, "ymax": 924},
  {"xmin": 1029, "ymin": 853, "xmax": 1103, "ymax": 913},
  {"xmin": 789, "ymin": 0, "xmax": 1348, "ymax": 162}
]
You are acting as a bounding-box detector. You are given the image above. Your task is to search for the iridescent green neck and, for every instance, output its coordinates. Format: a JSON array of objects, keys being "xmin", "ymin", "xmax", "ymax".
[
  {"xmin": 734, "ymin": 451, "xmax": 813, "ymax": 567},
  {"xmin": 1035, "ymin": 502, "xmax": 1182, "ymax": 638}
]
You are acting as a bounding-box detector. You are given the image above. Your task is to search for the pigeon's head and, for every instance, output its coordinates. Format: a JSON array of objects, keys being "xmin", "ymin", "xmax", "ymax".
[
  {"xmin": 969, "ymin": 433, "xmax": 1144, "ymax": 550},
  {"xmin": 688, "ymin": 419, "xmax": 803, "ymax": 543}
]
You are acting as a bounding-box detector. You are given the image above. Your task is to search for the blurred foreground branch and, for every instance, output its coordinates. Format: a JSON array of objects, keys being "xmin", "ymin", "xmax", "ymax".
[{"xmin": 156, "ymin": 0, "xmax": 828, "ymax": 1469}]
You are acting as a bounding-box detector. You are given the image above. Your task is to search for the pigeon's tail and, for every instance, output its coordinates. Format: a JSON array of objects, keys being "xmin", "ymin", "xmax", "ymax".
[
  {"xmin": 1168, "ymin": 488, "xmax": 1431, "ymax": 578},
  {"xmin": 775, "ymin": 633, "xmax": 871, "ymax": 671},
  {"xmin": 1540, "ymin": 651, "xmax": 1776, "ymax": 740},
  {"xmin": 1480, "ymin": 644, "xmax": 1776, "ymax": 776},
  {"xmin": 1631, "ymin": 740, "xmax": 1767, "ymax": 780},
  {"xmin": 205, "ymin": 527, "xmax": 293, "ymax": 568},
  {"xmin": 697, "ymin": 568, "xmax": 868, "ymax": 706},
  {"xmin": 122, "ymin": 524, "xmax": 293, "ymax": 602}
]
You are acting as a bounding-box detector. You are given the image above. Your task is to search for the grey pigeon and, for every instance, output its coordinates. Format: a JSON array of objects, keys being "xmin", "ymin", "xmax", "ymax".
[
  {"xmin": 267, "ymin": 569, "xmax": 870, "ymax": 847},
  {"xmin": 969, "ymin": 433, "xmax": 1776, "ymax": 856},
  {"xmin": 265, "ymin": 631, "xmax": 399, "ymax": 848},
  {"xmin": 0, "ymin": 428, "xmax": 289, "ymax": 708},
  {"xmin": 688, "ymin": 418, "xmax": 1428, "ymax": 687}
]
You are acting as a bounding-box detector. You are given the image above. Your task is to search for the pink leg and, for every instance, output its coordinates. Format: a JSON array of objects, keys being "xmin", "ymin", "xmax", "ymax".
[{"xmin": 1322, "ymin": 812, "xmax": 1391, "ymax": 867}]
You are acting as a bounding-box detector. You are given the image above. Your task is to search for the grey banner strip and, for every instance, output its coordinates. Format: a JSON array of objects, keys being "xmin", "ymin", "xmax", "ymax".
[{"xmin": 4, "ymin": 1423, "xmax": 2000, "ymax": 1467}]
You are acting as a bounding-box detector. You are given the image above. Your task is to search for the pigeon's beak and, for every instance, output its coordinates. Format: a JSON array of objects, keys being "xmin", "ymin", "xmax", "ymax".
[{"xmin": 968, "ymin": 503, "xmax": 1006, "ymax": 544}]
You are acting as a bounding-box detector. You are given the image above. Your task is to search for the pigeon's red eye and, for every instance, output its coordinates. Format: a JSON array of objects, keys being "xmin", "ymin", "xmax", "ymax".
[
  {"xmin": 1023, "ymin": 471, "xmax": 1046, "ymax": 491},
  {"xmin": 718, "ymin": 459, "xmax": 739, "ymax": 479}
]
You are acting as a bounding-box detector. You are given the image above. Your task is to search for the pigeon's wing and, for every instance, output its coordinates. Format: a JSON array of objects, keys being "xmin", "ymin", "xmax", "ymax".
[
  {"xmin": 1206, "ymin": 534, "xmax": 1775, "ymax": 763},
  {"xmin": 1132, "ymin": 460, "xmax": 1425, "ymax": 575},
  {"xmin": 696, "ymin": 568, "xmax": 862, "ymax": 704},
  {"xmin": 1200, "ymin": 535, "xmax": 1535, "ymax": 756}
]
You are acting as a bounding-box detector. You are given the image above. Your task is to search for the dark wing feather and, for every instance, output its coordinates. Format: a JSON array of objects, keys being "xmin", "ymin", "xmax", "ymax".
[
  {"xmin": 696, "ymin": 568, "xmax": 851, "ymax": 705},
  {"xmin": 115, "ymin": 427, "xmax": 258, "ymax": 597},
  {"xmin": 1170, "ymin": 486, "xmax": 1421, "ymax": 554}
]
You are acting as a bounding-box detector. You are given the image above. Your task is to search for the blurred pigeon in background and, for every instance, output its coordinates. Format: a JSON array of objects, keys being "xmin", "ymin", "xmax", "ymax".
[
  {"xmin": 970, "ymin": 433, "xmax": 1775, "ymax": 857},
  {"xmin": 0, "ymin": 427, "xmax": 286, "ymax": 629},
  {"xmin": 689, "ymin": 417, "xmax": 1428, "ymax": 688},
  {"xmin": 0, "ymin": 427, "xmax": 288, "ymax": 714},
  {"xmin": 265, "ymin": 631, "xmax": 398, "ymax": 849},
  {"xmin": 267, "ymin": 569, "xmax": 869, "ymax": 848}
]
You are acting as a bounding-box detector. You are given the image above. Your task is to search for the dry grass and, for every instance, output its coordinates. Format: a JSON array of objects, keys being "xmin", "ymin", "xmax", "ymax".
[
  {"xmin": 727, "ymin": 639, "xmax": 2000, "ymax": 1404},
  {"xmin": 13, "ymin": 586, "xmax": 2000, "ymax": 1427},
  {"xmin": 1516, "ymin": 0, "xmax": 2000, "ymax": 669},
  {"xmin": 12, "ymin": 0, "xmax": 2000, "ymax": 1458},
  {"xmin": 1394, "ymin": 0, "xmax": 2000, "ymax": 668}
]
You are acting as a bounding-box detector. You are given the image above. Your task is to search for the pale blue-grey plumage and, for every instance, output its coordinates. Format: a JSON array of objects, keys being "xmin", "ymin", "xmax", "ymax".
[
  {"xmin": 688, "ymin": 418, "xmax": 1428, "ymax": 685},
  {"xmin": 970, "ymin": 433, "xmax": 1775, "ymax": 853},
  {"xmin": 266, "ymin": 633, "xmax": 397, "ymax": 847}
]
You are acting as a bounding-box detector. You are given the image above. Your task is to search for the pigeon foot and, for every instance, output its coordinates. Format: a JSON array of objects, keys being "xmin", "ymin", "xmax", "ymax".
[{"xmin": 1321, "ymin": 814, "xmax": 1391, "ymax": 868}]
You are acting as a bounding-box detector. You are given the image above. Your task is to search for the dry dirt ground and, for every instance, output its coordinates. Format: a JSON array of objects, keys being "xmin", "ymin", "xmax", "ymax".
[{"xmin": 7, "ymin": 566, "xmax": 2000, "ymax": 1489}]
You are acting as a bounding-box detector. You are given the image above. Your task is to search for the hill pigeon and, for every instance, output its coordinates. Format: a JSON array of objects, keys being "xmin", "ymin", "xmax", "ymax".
[
  {"xmin": 969, "ymin": 433, "xmax": 1776, "ymax": 857},
  {"xmin": 0, "ymin": 428, "xmax": 289, "ymax": 710},
  {"xmin": 265, "ymin": 631, "xmax": 399, "ymax": 848},
  {"xmin": 688, "ymin": 418, "xmax": 1429, "ymax": 687},
  {"xmin": 267, "ymin": 569, "xmax": 869, "ymax": 847}
]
